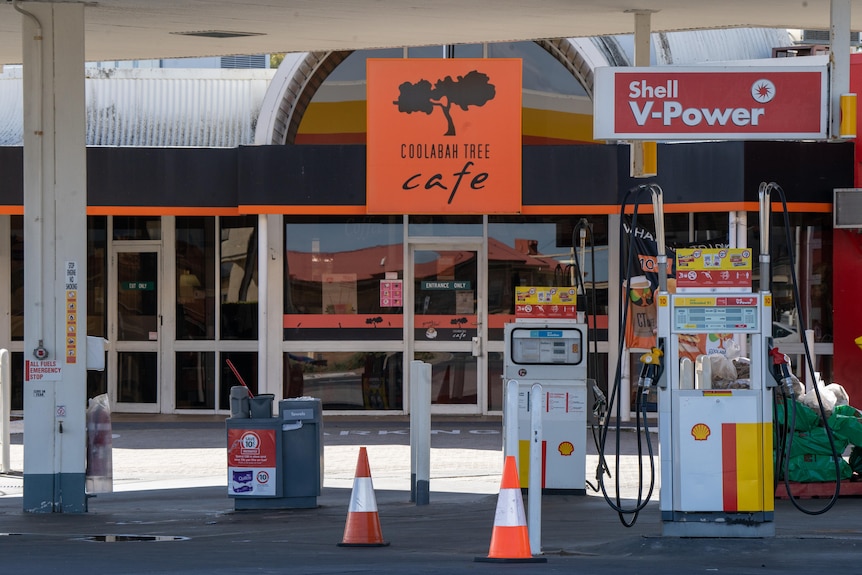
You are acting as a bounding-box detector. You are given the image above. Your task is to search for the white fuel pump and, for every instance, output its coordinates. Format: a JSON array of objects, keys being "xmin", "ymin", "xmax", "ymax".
[
  {"xmin": 656, "ymin": 252, "xmax": 776, "ymax": 536},
  {"xmin": 504, "ymin": 320, "xmax": 588, "ymax": 493}
]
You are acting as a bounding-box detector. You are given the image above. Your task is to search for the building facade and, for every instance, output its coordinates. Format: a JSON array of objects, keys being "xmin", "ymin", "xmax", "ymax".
[{"xmin": 0, "ymin": 33, "xmax": 851, "ymax": 416}]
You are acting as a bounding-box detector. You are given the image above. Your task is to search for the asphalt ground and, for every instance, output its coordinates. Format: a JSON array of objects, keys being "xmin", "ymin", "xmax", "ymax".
[{"xmin": 0, "ymin": 416, "xmax": 860, "ymax": 574}]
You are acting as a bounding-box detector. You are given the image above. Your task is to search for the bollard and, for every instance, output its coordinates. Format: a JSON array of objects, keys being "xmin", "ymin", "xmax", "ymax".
[
  {"xmin": 528, "ymin": 383, "xmax": 543, "ymax": 556},
  {"xmin": 410, "ymin": 360, "xmax": 431, "ymax": 505}
]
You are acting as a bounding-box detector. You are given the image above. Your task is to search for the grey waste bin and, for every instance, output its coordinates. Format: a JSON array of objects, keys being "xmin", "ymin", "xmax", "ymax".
[
  {"xmin": 227, "ymin": 396, "xmax": 323, "ymax": 510},
  {"xmin": 278, "ymin": 398, "xmax": 323, "ymax": 508}
]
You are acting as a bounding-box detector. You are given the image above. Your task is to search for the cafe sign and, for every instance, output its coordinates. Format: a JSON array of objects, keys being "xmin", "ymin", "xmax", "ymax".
[
  {"xmin": 594, "ymin": 65, "xmax": 828, "ymax": 140},
  {"xmin": 366, "ymin": 58, "xmax": 522, "ymax": 214}
]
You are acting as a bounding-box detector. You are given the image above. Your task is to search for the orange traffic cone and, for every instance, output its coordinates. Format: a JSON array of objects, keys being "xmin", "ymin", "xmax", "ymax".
[
  {"xmin": 474, "ymin": 455, "xmax": 547, "ymax": 563},
  {"xmin": 338, "ymin": 447, "xmax": 390, "ymax": 547}
]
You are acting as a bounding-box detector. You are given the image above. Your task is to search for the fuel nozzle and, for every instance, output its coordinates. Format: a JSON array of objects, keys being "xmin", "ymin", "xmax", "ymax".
[
  {"xmin": 769, "ymin": 346, "xmax": 794, "ymax": 396},
  {"xmin": 638, "ymin": 345, "xmax": 664, "ymax": 391}
]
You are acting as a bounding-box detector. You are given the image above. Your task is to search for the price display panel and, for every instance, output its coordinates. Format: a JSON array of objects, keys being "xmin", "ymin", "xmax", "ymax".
[{"xmin": 672, "ymin": 295, "xmax": 759, "ymax": 333}]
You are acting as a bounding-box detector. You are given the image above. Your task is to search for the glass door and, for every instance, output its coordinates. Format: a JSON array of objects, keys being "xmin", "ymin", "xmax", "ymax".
[
  {"xmin": 110, "ymin": 246, "xmax": 161, "ymax": 412},
  {"xmin": 408, "ymin": 240, "xmax": 485, "ymax": 414}
]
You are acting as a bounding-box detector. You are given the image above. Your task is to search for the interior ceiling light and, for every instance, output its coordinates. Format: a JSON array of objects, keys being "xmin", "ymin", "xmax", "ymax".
[{"xmin": 171, "ymin": 30, "xmax": 265, "ymax": 39}]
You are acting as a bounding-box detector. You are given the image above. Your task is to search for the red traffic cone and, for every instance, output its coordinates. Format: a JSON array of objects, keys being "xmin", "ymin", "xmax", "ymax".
[
  {"xmin": 338, "ymin": 447, "xmax": 389, "ymax": 547},
  {"xmin": 475, "ymin": 455, "xmax": 547, "ymax": 563}
]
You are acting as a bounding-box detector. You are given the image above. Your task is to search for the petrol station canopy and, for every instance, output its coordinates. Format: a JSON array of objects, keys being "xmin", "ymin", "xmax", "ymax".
[{"xmin": 0, "ymin": 0, "xmax": 861, "ymax": 66}]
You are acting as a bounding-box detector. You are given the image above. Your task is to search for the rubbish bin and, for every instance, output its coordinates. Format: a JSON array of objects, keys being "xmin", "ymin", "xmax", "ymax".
[
  {"xmin": 226, "ymin": 396, "xmax": 323, "ymax": 510},
  {"xmin": 278, "ymin": 397, "xmax": 324, "ymax": 508}
]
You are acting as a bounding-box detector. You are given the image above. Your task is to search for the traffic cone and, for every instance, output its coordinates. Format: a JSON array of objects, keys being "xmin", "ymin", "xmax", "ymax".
[
  {"xmin": 338, "ymin": 447, "xmax": 390, "ymax": 547},
  {"xmin": 475, "ymin": 455, "xmax": 547, "ymax": 563}
]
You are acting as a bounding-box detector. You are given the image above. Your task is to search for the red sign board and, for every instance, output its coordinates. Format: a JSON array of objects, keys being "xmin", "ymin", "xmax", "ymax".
[
  {"xmin": 594, "ymin": 65, "xmax": 827, "ymax": 140},
  {"xmin": 515, "ymin": 304, "xmax": 579, "ymax": 320}
]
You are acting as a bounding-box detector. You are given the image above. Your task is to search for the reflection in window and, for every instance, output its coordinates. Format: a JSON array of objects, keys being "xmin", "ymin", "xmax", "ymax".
[
  {"xmin": 176, "ymin": 351, "xmax": 215, "ymax": 409},
  {"xmin": 221, "ymin": 352, "xmax": 258, "ymax": 409},
  {"xmin": 750, "ymin": 212, "xmax": 833, "ymax": 351},
  {"xmin": 221, "ymin": 216, "xmax": 258, "ymax": 340},
  {"xmin": 10, "ymin": 216, "xmax": 23, "ymax": 341},
  {"xmin": 113, "ymin": 216, "xmax": 161, "ymax": 241},
  {"xmin": 176, "ymin": 217, "xmax": 215, "ymax": 339},
  {"xmin": 408, "ymin": 215, "xmax": 482, "ymax": 237},
  {"xmin": 283, "ymin": 351, "xmax": 403, "ymax": 411},
  {"xmin": 488, "ymin": 216, "xmax": 610, "ymax": 333},
  {"xmin": 87, "ymin": 217, "xmax": 107, "ymax": 338},
  {"xmin": 284, "ymin": 216, "xmax": 403, "ymax": 315},
  {"xmin": 297, "ymin": 41, "xmax": 591, "ymax": 146}
]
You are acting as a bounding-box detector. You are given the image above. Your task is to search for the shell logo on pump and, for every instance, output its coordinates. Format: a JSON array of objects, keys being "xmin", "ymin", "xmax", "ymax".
[
  {"xmin": 691, "ymin": 423, "xmax": 711, "ymax": 441},
  {"xmin": 558, "ymin": 441, "xmax": 575, "ymax": 456}
]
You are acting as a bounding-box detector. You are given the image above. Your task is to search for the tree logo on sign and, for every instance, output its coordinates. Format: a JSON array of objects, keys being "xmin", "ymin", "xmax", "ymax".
[{"xmin": 393, "ymin": 70, "xmax": 496, "ymax": 136}]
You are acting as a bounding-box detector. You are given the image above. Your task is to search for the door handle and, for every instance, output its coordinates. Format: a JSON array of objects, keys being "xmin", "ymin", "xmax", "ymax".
[{"xmin": 471, "ymin": 336, "xmax": 482, "ymax": 357}]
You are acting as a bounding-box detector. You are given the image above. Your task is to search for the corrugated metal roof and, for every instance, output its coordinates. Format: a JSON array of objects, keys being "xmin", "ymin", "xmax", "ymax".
[
  {"xmin": 0, "ymin": 68, "xmax": 275, "ymax": 147},
  {"xmin": 653, "ymin": 28, "xmax": 793, "ymax": 65}
]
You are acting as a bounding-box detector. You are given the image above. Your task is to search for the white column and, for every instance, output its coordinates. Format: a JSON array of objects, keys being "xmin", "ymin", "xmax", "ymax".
[
  {"xmin": 21, "ymin": 2, "xmax": 88, "ymax": 513},
  {"xmin": 830, "ymin": 0, "xmax": 852, "ymax": 139},
  {"xmin": 256, "ymin": 215, "xmax": 284, "ymax": 398}
]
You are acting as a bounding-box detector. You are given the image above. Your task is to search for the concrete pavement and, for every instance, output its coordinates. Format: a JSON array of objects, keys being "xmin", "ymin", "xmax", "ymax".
[{"xmin": 0, "ymin": 416, "xmax": 860, "ymax": 574}]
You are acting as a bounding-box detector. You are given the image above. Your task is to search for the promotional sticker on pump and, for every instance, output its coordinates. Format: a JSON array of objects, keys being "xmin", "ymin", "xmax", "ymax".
[{"xmin": 675, "ymin": 248, "xmax": 752, "ymax": 290}]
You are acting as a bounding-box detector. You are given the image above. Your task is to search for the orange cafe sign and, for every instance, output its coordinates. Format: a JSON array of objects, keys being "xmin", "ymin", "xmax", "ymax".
[{"xmin": 366, "ymin": 59, "xmax": 522, "ymax": 214}]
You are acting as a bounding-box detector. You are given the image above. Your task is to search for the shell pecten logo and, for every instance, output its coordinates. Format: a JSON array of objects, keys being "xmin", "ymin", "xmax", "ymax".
[
  {"xmin": 558, "ymin": 441, "xmax": 575, "ymax": 456},
  {"xmin": 691, "ymin": 423, "xmax": 711, "ymax": 441}
]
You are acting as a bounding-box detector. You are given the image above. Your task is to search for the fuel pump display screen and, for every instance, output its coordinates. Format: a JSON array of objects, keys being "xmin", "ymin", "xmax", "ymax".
[
  {"xmin": 672, "ymin": 296, "xmax": 759, "ymax": 332},
  {"xmin": 509, "ymin": 328, "xmax": 583, "ymax": 365}
]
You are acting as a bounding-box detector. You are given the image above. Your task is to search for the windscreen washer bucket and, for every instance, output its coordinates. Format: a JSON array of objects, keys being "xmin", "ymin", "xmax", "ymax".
[
  {"xmin": 229, "ymin": 386, "xmax": 251, "ymax": 418},
  {"xmin": 250, "ymin": 394, "xmax": 275, "ymax": 418}
]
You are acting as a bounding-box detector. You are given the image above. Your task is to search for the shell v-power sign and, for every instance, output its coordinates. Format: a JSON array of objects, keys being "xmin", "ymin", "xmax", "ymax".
[
  {"xmin": 593, "ymin": 65, "xmax": 827, "ymax": 140},
  {"xmin": 366, "ymin": 59, "xmax": 522, "ymax": 214}
]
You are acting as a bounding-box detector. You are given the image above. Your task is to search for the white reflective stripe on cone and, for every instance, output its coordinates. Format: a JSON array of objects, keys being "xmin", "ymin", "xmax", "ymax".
[
  {"xmin": 347, "ymin": 477, "xmax": 378, "ymax": 513},
  {"xmin": 493, "ymin": 488, "xmax": 527, "ymax": 527}
]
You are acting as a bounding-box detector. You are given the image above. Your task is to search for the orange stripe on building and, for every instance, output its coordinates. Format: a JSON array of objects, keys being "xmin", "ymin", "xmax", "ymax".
[
  {"xmin": 283, "ymin": 314, "xmax": 403, "ymax": 329},
  {"xmin": 87, "ymin": 206, "xmax": 239, "ymax": 216}
]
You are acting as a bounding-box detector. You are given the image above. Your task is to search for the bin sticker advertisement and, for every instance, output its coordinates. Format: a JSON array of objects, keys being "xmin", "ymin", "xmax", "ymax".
[{"xmin": 227, "ymin": 429, "xmax": 277, "ymax": 496}]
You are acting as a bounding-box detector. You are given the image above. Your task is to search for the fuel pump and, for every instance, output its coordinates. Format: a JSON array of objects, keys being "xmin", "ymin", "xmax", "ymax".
[
  {"xmin": 599, "ymin": 181, "xmax": 842, "ymax": 534},
  {"xmin": 503, "ymin": 320, "xmax": 589, "ymax": 493}
]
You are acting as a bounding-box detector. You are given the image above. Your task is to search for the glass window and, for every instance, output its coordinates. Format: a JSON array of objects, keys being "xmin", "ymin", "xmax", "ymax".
[
  {"xmin": 220, "ymin": 216, "xmax": 258, "ymax": 340},
  {"xmin": 87, "ymin": 217, "xmax": 107, "ymax": 338},
  {"xmin": 113, "ymin": 216, "xmax": 161, "ymax": 241},
  {"xmin": 285, "ymin": 351, "xmax": 403, "ymax": 410},
  {"xmin": 11, "ymin": 216, "xmax": 105, "ymax": 340},
  {"xmin": 176, "ymin": 351, "xmax": 215, "ymax": 409},
  {"xmin": 408, "ymin": 215, "xmax": 482, "ymax": 237},
  {"xmin": 10, "ymin": 216, "xmax": 23, "ymax": 341},
  {"xmin": 221, "ymin": 352, "xmax": 258, "ymax": 409},
  {"xmin": 488, "ymin": 216, "xmax": 609, "ymax": 339},
  {"xmin": 10, "ymin": 352, "xmax": 23, "ymax": 411},
  {"xmin": 751, "ymin": 212, "xmax": 833, "ymax": 348},
  {"xmin": 297, "ymin": 41, "xmax": 590, "ymax": 145},
  {"xmin": 176, "ymin": 217, "xmax": 216, "ymax": 339},
  {"xmin": 283, "ymin": 216, "xmax": 404, "ymax": 341}
]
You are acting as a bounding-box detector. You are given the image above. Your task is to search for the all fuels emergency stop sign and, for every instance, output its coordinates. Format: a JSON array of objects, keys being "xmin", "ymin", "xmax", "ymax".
[{"xmin": 593, "ymin": 65, "xmax": 828, "ymax": 140}]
